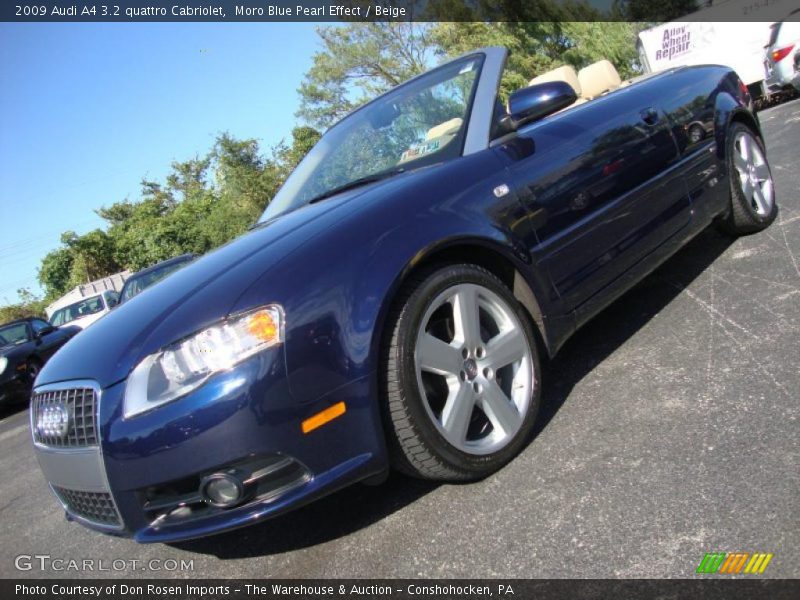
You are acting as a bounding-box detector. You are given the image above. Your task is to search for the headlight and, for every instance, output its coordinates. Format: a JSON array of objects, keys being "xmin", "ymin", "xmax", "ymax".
[
  {"xmin": 124, "ymin": 305, "xmax": 283, "ymax": 418},
  {"xmin": 0, "ymin": 357, "xmax": 7, "ymax": 374}
]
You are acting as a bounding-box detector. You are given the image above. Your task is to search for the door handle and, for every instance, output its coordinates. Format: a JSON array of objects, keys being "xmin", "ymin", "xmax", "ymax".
[{"xmin": 640, "ymin": 107, "xmax": 660, "ymax": 125}]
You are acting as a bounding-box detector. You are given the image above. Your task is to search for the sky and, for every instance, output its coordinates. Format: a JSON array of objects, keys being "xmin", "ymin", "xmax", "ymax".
[{"xmin": 0, "ymin": 22, "xmax": 321, "ymax": 304}]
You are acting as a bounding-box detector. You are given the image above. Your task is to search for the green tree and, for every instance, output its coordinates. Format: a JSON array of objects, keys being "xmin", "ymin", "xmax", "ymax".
[
  {"xmin": 32, "ymin": 128, "xmax": 325, "ymax": 309},
  {"xmin": 38, "ymin": 247, "xmax": 74, "ymax": 300},
  {"xmin": 430, "ymin": 22, "xmax": 566, "ymax": 100},
  {"xmin": 617, "ymin": 0, "xmax": 699, "ymax": 21},
  {"xmin": 274, "ymin": 126, "xmax": 322, "ymax": 180},
  {"xmin": 560, "ymin": 22, "xmax": 641, "ymax": 80},
  {"xmin": 298, "ymin": 21, "xmax": 644, "ymax": 126},
  {"xmin": 297, "ymin": 23, "xmax": 435, "ymax": 129},
  {"xmin": 89, "ymin": 130, "xmax": 318, "ymax": 272},
  {"xmin": 0, "ymin": 289, "xmax": 47, "ymax": 322},
  {"xmin": 61, "ymin": 229, "xmax": 120, "ymax": 282}
]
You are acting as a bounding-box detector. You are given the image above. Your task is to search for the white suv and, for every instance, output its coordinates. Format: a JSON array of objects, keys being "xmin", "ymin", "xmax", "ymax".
[
  {"xmin": 49, "ymin": 290, "xmax": 119, "ymax": 330},
  {"xmin": 765, "ymin": 13, "xmax": 800, "ymax": 94}
]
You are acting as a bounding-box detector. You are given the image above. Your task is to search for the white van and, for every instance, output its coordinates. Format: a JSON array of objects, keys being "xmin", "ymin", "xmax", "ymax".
[
  {"xmin": 638, "ymin": 21, "xmax": 775, "ymax": 102},
  {"xmin": 48, "ymin": 289, "xmax": 119, "ymax": 330}
]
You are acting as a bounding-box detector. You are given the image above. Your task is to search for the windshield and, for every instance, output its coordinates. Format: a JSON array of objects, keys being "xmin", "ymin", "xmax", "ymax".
[
  {"xmin": 120, "ymin": 259, "xmax": 190, "ymax": 303},
  {"xmin": 0, "ymin": 322, "xmax": 30, "ymax": 346},
  {"xmin": 261, "ymin": 55, "xmax": 483, "ymax": 220},
  {"xmin": 50, "ymin": 295, "xmax": 105, "ymax": 326}
]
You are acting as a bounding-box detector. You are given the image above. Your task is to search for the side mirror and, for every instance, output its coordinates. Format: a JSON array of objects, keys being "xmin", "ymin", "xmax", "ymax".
[
  {"xmin": 506, "ymin": 81, "xmax": 578, "ymax": 130},
  {"xmin": 37, "ymin": 326, "xmax": 56, "ymax": 337}
]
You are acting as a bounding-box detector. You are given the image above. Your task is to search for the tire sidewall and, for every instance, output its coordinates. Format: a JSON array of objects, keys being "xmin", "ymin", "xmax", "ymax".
[
  {"xmin": 727, "ymin": 123, "xmax": 777, "ymax": 227},
  {"xmin": 395, "ymin": 264, "xmax": 541, "ymax": 477}
]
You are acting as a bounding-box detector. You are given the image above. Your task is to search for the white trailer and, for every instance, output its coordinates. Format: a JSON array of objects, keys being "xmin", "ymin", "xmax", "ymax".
[{"xmin": 636, "ymin": 0, "xmax": 793, "ymax": 103}]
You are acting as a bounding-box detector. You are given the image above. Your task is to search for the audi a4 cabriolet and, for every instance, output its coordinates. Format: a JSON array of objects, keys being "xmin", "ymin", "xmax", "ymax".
[{"xmin": 30, "ymin": 47, "xmax": 776, "ymax": 542}]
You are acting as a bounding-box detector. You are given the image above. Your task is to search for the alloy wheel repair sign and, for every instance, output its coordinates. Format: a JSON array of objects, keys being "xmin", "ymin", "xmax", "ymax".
[{"xmin": 638, "ymin": 22, "xmax": 776, "ymax": 86}]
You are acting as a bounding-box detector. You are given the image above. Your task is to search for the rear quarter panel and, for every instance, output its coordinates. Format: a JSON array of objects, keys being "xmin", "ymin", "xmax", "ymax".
[{"xmin": 656, "ymin": 65, "xmax": 756, "ymax": 224}]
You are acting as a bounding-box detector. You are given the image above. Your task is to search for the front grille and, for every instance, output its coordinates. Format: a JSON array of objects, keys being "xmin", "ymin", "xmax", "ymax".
[
  {"xmin": 52, "ymin": 486, "xmax": 121, "ymax": 527},
  {"xmin": 32, "ymin": 387, "xmax": 98, "ymax": 447}
]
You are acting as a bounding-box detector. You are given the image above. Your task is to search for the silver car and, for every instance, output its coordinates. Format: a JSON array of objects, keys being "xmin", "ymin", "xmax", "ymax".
[{"xmin": 765, "ymin": 13, "xmax": 800, "ymax": 94}]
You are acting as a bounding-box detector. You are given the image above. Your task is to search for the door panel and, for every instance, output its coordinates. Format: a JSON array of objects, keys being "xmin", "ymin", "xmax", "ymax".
[{"xmin": 496, "ymin": 87, "xmax": 691, "ymax": 312}]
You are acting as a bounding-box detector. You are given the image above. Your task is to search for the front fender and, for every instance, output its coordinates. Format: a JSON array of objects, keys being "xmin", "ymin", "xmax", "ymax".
[{"xmin": 231, "ymin": 150, "xmax": 537, "ymax": 406}]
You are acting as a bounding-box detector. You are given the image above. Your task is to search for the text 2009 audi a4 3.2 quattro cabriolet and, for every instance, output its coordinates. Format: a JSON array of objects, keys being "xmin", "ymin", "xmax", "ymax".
[{"xmin": 31, "ymin": 47, "xmax": 776, "ymax": 542}]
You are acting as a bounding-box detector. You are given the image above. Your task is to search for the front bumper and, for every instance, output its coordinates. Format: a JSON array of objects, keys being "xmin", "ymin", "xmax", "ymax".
[{"xmin": 31, "ymin": 350, "xmax": 387, "ymax": 542}]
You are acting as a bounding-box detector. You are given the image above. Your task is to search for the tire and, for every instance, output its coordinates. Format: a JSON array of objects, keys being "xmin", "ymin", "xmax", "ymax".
[
  {"xmin": 718, "ymin": 122, "xmax": 778, "ymax": 235},
  {"xmin": 27, "ymin": 359, "xmax": 42, "ymax": 382},
  {"xmin": 381, "ymin": 264, "xmax": 541, "ymax": 481},
  {"xmin": 16, "ymin": 359, "xmax": 42, "ymax": 405}
]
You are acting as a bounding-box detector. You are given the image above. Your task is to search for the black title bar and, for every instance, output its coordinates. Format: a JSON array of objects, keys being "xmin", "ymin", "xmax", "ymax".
[
  {"xmin": 3, "ymin": 0, "xmax": 799, "ymax": 23},
  {"xmin": 5, "ymin": 579, "xmax": 800, "ymax": 600}
]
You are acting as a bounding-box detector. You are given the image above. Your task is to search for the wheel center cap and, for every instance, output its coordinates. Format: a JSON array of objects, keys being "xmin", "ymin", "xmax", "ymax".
[{"xmin": 463, "ymin": 358, "xmax": 478, "ymax": 381}]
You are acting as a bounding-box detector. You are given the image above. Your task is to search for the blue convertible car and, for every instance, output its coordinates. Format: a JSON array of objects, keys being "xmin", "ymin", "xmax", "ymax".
[{"xmin": 31, "ymin": 47, "xmax": 776, "ymax": 542}]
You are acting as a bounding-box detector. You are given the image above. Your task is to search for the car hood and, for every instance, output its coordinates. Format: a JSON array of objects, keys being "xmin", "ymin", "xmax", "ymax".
[{"xmin": 36, "ymin": 185, "xmax": 385, "ymax": 389}]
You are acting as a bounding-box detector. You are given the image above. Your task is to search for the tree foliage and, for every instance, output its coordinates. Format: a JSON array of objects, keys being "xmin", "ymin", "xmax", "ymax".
[
  {"xmin": 0, "ymin": 288, "xmax": 47, "ymax": 323},
  {"xmin": 32, "ymin": 127, "xmax": 318, "ymax": 303},
  {"xmin": 297, "ymin": 20, "xmax": 644, "ymax": 129},
  {"xmin": 297, "ymin": 23, "xmax": 435, "ymax": 129},
  {"xmin": 616, "ymin": 0, "xmax": 700, "ymax": 22}
]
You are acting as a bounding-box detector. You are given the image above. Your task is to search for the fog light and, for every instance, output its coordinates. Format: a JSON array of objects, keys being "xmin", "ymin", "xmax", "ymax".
[{"xmin": 199, "ymin": 473, "xmax": 245, "ymax": 508}]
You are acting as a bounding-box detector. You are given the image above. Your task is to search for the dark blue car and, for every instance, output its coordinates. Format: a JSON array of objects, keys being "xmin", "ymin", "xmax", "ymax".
[{"xmin": 31, "ymin": 48, "xmax": 776, "ymax": 542}]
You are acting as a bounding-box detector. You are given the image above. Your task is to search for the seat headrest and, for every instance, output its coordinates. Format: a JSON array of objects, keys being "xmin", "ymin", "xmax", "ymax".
[
  {"xmin": 578, "ymin": 60, "xmax": 622, "ymax": 99},
  {"xmin": 528, "ymin": 65, "xmax": 582, "ymax": 97},
  {"xmin": 425, "ymin": 118, "xmax": 463, "ymax": 141}
]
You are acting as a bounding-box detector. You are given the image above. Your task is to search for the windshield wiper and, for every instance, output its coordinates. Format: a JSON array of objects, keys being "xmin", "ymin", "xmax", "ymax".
[{"xmin": 307, "ymin": 169, "xmax": 404, "ymax": 205}]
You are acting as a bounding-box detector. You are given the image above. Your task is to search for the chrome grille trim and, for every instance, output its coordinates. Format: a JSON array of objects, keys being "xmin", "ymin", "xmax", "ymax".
[{"xmin": 31, "ymin": 385, "xmax": 98, "ymax": 447}]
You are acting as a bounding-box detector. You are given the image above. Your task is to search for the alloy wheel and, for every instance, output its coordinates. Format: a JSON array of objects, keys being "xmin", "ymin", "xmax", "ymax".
[
  {"xmin": 732, "ymin": 130, "xmax": 774, "ymax": 216},
  {"xmin": 413, "ymin": 283, "xmax": 533, "ymax": 455}
]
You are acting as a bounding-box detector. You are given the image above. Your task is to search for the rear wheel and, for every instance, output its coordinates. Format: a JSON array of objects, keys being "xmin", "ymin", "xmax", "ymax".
[
  {"xmin": 381, "ymin": 264, "xmax": 541, "ymax": 481},
  {"xmin": 688, "ymin": 124, "xmax": 705, "ymax": 144},
  {"xmin": 719, "ymin": 123, "xmax": 777, "ymax": 235}
]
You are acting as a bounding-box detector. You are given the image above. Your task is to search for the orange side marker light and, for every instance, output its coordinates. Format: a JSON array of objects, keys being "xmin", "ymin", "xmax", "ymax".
[{"xmin": 302, "ymin": 402, "xmax": 346, "ymax": 434}]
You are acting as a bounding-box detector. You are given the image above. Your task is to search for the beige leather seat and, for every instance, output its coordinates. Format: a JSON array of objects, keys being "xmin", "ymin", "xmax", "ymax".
[
  {"xmin": 425, "ymin": 118, "xmax": 463, "ymax": 141},
  {"xmin": 528, "ymin": 65, "xmax": 589, "ymax": 111},
  {"xmin": 577, "ymin": 60, "xmax": 622, "ymax": 99},
  {"xmin": 399, "ymin": 117, "xmax": 464, "ymax": 164},
  {"xmin": 528, "ymin": 65, "xmax": 582, "ymax": 96},
  {"xmin": 521, "ymin": 60, "xmax": 623, "ymax": 119}
]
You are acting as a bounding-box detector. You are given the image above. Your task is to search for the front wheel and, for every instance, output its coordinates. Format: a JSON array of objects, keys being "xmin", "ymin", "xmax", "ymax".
[
  {"xmin": 381, "ymin": 264, "xmax": 541, "ymax": 481},
  {"xmin": 718, "ymin": 123, "xmax": 777, "ymax": 235}
]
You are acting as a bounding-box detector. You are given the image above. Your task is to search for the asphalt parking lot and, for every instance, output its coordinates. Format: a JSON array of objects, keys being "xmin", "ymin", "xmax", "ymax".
[{"xmin": 1, "ymin": 99, "xmax": 798, "ymax": 580}]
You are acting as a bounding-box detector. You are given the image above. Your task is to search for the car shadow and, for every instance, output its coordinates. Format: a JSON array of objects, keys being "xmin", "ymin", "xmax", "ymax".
[
  {"xmin": 534, "ymin": 226, "xmax": 734, "ymax": 436},
  {"xmin": 172, "ymin": 226, "xmax": 734, "ymax": 559},
  {"xmin": 170, "ymin": 471, "xmax": 440, "ymax": 558}
]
